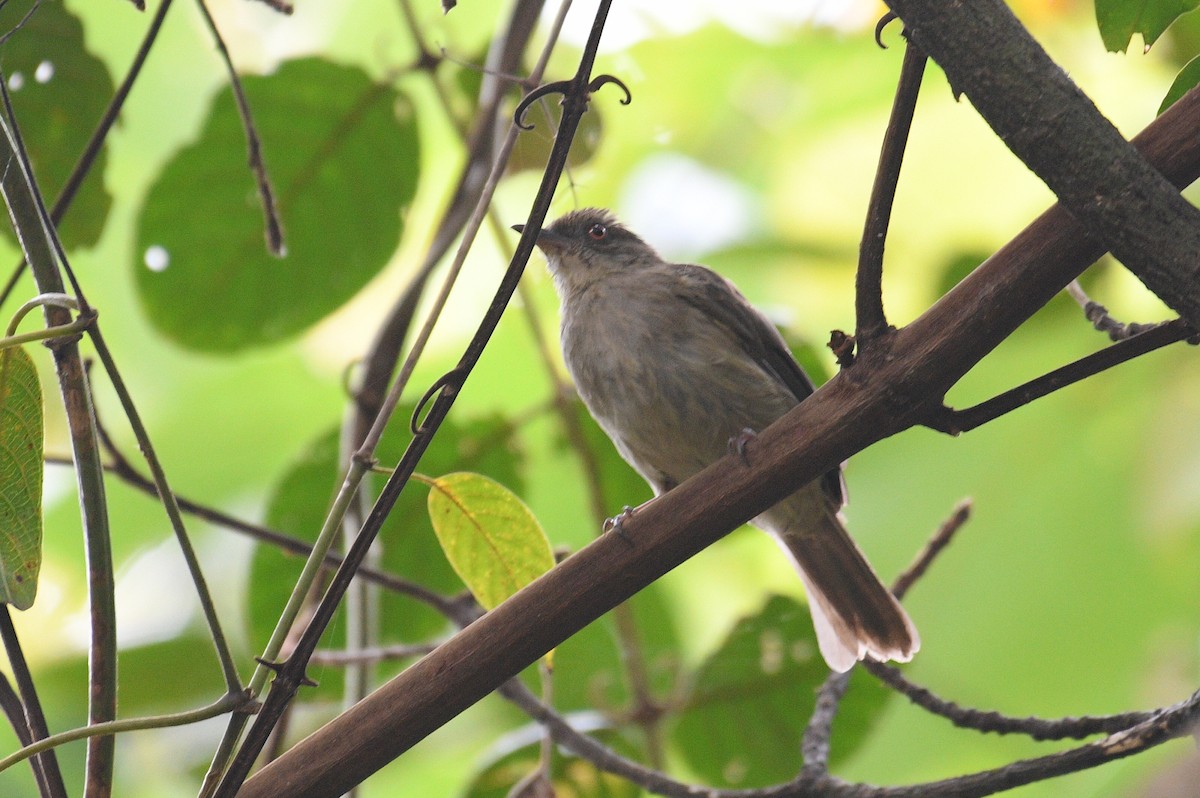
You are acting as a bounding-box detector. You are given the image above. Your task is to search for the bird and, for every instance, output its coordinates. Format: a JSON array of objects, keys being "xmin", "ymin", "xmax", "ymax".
[{"xmin": 515, "ymin": 207, "xmax": 918, "ymax": 672}]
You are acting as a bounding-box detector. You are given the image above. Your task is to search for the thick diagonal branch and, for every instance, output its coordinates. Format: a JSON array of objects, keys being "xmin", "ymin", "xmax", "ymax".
[{"xmin": 885, "ymin": 0, "xmax": 1200, "ymax": 327}]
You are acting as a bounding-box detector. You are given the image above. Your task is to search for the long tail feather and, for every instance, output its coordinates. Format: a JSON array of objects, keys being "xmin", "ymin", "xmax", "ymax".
[{"xmin": 757, "ymin": 488, "xmax": 919, "ymax": 672}]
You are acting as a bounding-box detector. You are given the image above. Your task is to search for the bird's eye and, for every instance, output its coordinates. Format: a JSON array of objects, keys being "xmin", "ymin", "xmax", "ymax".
[{"xmin": 587, "ymin": 223, "xmax": 607, "ymax": 240}]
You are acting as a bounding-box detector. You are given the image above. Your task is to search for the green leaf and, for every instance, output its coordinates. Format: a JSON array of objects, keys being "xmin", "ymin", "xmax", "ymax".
[
  {"xmin": 546, "ymin": 583, "xmax": 680, "ymax": 713},
  {"xmin": 671, "ymin": 595, "xmax": 889, "ymax": 787},
  {"xmin": 249, "ymin": 410, "xmax": 526, "ymax": 660},
  {"xmin": 0, "ymin": 0, "xmax": 115, "ymax": 248},
  {"xmin": 1159, "ymin": 53, "xmax": 1200, "ymax": 113},
  {"xmin": 135, "ymin": 58, "xmax": 419, "ymax": 352},
  {"xmin": 427, "ymin": 472, "xmax": 553, "ymax": 611},
  {"xmin": 1095, "ymin": 0, "xmax": 1200, "ymax": 52},
  {"xmin": 0, "ymin": 346, "xmax": 42, "ymax": 610},
  {"xmin": 462, "ymin": 726, "xmax": 641, "ymax": 798}
]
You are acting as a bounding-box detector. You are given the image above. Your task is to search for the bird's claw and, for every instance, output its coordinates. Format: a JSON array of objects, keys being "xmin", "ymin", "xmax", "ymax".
[
  {"xmin": 603, "ymin": 506, "xmax": 636, "ymax": 546},
  {"xmin": 729, "ymin": 428, "xmax": 757, "ymax": 465}
]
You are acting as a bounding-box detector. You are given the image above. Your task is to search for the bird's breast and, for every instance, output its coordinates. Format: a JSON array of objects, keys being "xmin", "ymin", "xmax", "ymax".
[{"xmin": 560, "ymin": 282, "xmax": 794, "ymax": 484}]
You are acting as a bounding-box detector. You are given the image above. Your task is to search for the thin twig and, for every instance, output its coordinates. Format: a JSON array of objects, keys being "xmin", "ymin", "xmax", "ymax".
[
  {"xmin": 801, "ymin": 500, "xmax": 970, "ymax": 773},
  {"xmin": 192, "ymin": 0, "xmax": 285, "ymax": 255},
  {"xmin": 800, "ymin": 671, "xmax": 850, "ymax": 773},
  {"xmin": 858, "ymin": 496, "xmax": 1152, "ymax": 742},
  {"xmin": 0, "ymin": 313, "xmax": 91, "ymax": 350},
  {"xmin": 0, "ymin": 1, "xmax": 43, "ymax": 49},
  {"xmin": 87, "ymin": 324, "xmax": 244, "ymax": 692},
  {"xmin": 14, "ymin": 66, "xmax": 247, "ymax": 720},
  {"xmin": 345, "ymin": 0, "xmax": 542, "ymax": 451},
  {"xmin": 862, "ymin": 660, "xmax": 1155, "ymax": 741},
  {"xmin": 1066, "ymin": 279, "xmax": 1171, "ymax": 341},
  {"xmin": 505, "ymin": 671, "xmax": 1200, "ymax": 798},
  {"xmin": 46, "ymin": 449, "xmax": 462, "ymax": 615},
  {"xmin": 310, "ymin": 644, "xmax": 436, "ymax": 666},
  {"xmin": 926, "ymin": 318, "xmax": 1195, "ymax": 434},
  {"xmin": 0, "ymin": 674, "xmax": 28, "ymax": 747},
  {"xmin": 0, "ymin": 606, "xmax": 67, "ymax": 798},
  {"xmin": 246, "ymin": 0, "xmax": 293, "ymax": 15},
  {"xmin": 854, "ymin": 34, "xmax": 927, "ymax": 346},
  {"xmin": 891, "ymin": 499, "xmax": 971, "ymax": 600},
  {"xmin": 0, "ymin": 692, "xmax": 254, "ymax": 775}
]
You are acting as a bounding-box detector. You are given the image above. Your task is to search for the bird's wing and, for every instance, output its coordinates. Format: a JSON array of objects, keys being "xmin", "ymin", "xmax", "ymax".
[{"xmin": 673, "ymin": 262, "xmax": 845, "ymax": 506}]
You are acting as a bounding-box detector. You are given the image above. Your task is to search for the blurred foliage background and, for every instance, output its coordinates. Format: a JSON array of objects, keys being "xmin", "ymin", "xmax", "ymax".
[{"xmin": 0, "ymin": 0, "xmax": 1198, "ymax": 795}]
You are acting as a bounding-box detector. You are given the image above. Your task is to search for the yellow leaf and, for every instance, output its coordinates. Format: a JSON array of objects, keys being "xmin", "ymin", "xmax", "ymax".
[{"xmin": 427, "ymin": 472, "xmax": 554, "ymax": 611}]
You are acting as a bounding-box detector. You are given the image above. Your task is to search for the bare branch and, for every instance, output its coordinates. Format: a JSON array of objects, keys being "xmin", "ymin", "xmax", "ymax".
[
  {"xmin": 863, "ymin": 660, "xmax": 1155, "ymax": 741},
  {"xmin": 855, "ymin": 34, "xmax": 926, "ymax": 344},
  {"xmin": 891, "ymin": 500, "xmax": 971, "ymax": 600},
  {"xmin": 0, "ymin": 606, "xmax": 67, "ymax": 798},
  {"xmin": 927, "ymin": 319, "xmax": 1195, "ymax": 434}
]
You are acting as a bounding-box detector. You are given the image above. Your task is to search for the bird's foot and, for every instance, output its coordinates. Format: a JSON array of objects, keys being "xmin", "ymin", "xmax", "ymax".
[
  {"xmin": 603, "ymin": 505, "xmax": 636, "ymax": 546},
  {"xmin": 728, "ymin": 428, "xmax": 758, "ymax": 465}
]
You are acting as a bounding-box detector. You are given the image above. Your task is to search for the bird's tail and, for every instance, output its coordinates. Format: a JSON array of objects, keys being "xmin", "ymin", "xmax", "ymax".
[{"xmin": 757, "ymin": 490, "xmax": 919, "ymax": 673}]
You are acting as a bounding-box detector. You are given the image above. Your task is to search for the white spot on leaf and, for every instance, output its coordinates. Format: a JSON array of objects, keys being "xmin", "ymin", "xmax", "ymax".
[
  {"xmin": 34, "ymin": 61, "xmax": 53, "ymax": 84},
  {"xmin": 144, "ymin": 245, "xmax": 169, "ymax": 272}
]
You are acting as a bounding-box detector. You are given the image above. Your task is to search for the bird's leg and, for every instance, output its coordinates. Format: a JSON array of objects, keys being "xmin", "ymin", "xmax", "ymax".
[{"xmin": 604, "ymin": 477, "xmax": 677, "ymax": 543}]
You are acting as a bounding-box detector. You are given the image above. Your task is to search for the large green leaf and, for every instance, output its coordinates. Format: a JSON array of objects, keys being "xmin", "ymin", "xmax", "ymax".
[
  {"xmin": 671, "ymin": 595, "xmax": 889, "ymax": 788},
  {"xmin": 0, "ymin": 346, "xmax": 42, "ymax": 610},
  {"xmin": 135, "ymin": 58, "xmax": 419, "ymax": 351},
  {"xmin": 0, "ymin": 0, "xmax": 115, "ymax": 247},
  {"xmin": 1095, "ymin": 0, "xmax": 1200, "ymax": 52},
  {"xmin": 427, "ymin": 472, "xmax": 554, "ymax": 611}
]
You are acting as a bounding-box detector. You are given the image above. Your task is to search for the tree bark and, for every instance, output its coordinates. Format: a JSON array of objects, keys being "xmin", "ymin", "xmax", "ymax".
[{"xmin": 887, "ymin": 0, "xmax": 1200, "ymax": 325}]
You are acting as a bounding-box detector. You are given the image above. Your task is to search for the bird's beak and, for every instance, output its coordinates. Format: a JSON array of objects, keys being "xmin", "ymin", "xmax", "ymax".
[{"xmin": 511, "ymin": 223, "xmax": 568, "ymax": 254}]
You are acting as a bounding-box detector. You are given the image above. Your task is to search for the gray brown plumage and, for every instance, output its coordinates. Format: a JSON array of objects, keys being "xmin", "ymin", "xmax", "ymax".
[{"xmin": 522, "ymin": 208, "xmax": 918, "ymax": 672}]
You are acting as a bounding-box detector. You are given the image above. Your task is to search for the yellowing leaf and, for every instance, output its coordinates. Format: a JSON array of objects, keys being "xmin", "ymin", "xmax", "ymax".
[
  {"xmin": 0, "ymin": 346, "xmax": 42, "ymax": 610},
  {"xmin": 427, "ymin": 472, "xmax": 553, "ymax": 611}
]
